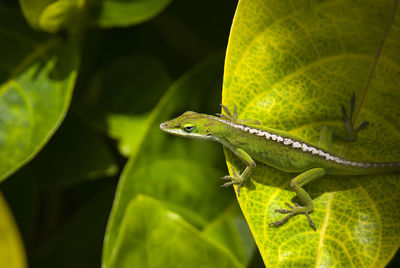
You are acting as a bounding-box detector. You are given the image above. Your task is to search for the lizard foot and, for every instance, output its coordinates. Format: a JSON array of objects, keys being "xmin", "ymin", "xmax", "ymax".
[
  {"xmin": 217, "ymin": 104, "xmax": 260, "ymax": 125},
  {"xmin": 341, "ymin": 92, "xmax": 369, "ymax": 141},
  {"xmin": 221, "ymin": 169, "xmax": 245, "ymax": 196},
  {"xmin": 217, "ymin": 104, "xmax": 238, "ymax": 121},
  {"xmin": 269, "ymin": 202, "xmax": 316, "ymax": 231}
]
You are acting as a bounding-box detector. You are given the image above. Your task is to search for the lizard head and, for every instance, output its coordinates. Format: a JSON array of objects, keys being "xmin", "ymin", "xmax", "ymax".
[{"xmin": 160, "ymin": 111, "xmax": 215, "ymax": 140}]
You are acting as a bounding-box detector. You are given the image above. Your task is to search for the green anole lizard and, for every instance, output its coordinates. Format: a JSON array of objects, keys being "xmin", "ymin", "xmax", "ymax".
[{"xmin": 160, "ymin": 94, "xmax": 400, "ymax": 230}]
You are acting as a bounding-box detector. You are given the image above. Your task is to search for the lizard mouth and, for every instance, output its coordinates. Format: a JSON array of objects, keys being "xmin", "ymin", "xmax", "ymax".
[
  {"xmin": 159, "ymin": 122, "xmax": 169, "ymax": 129},
  {"xmin": 159, "ymin": 121, "xmax": 183, "ymax": 136}
]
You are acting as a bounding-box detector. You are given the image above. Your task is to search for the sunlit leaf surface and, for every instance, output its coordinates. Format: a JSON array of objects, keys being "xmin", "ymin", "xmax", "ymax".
[
  {"xmin": 0, "ymin": 7, "xmax": 78, "ymax": 182},
  {"xmin": 223, "ymin": 0, "xmax": 400, "ymax": 266}
]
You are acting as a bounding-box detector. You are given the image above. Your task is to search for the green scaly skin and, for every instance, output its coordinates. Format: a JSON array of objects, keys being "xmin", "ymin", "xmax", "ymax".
[{"xmin": 159, "ymin": 95, "xmax": 400, "ymax": 230}]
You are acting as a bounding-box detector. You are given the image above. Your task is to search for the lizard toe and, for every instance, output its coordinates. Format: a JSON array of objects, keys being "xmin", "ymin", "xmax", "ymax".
[{"xmin": 270, "ymin": 203, "xmax": 316, "ymax": 230}]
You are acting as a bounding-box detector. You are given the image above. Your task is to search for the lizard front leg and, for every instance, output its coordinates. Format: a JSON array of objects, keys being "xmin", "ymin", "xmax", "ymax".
[
  {"xmin": 269, "ymin": 168, "xmax": 326, "ymax": 231},
  {"xmin": 218, "ymin": 104, "xmax": 261, "ymax": 125},
  {"xmin": 221, "ymin": 148, "xmax": 256, "ymax": 196}
]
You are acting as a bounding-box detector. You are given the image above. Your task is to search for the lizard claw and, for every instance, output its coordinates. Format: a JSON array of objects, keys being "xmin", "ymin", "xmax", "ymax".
[
  {"xmin": 273, "ymin": 202, "xmax": 297, "ymax": 213},
  {"xmin": 355, "ymin": 120, "xmax": 369, "ymax": 131},
  {"xmin": 221, "ymin": 181, "xmax": 234, "ymax": 187},
  {"xmin": 340, "ymin": 92, "xmax": 369, "ymax": 141},
  {"xmin": 221, "ymin": 169, "xmax": 237, "ymax": 180},
  {"xmin": 269, "ymin": 214, "xmax": 295, "ymax": 228},
  {"xmin": 220, "ymin": 169, "xmax": 244, "ymax": 196},
  {"xmin": 219, "ymin": 104, "xmax": 238, "ymax": 120},
  {"xmin": 274, "ymin": 208, "xmax": 292, "ymax": 214},
  {"xmin": 221, "ymin": 175, "xmax": 232, "ymax": 181},
  {"xmin": 218, "ymin": 105, "xmax": 260, "ymax": 125},
  {"xmin": 236, "ymin": 183, "xmax": 244, "ymax": 196},
  {"xmin": 285, "ymin": 202, "xmax": 295, "ymax": 209},
  {"xmin": 305, "ymin": 212, "xmax": 317, "ymax": 231}
]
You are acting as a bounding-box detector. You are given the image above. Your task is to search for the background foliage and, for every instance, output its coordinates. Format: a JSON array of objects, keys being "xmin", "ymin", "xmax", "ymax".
[{"xmin": 0, "ymin": 0, "xmax": 399, "ymax": 267}]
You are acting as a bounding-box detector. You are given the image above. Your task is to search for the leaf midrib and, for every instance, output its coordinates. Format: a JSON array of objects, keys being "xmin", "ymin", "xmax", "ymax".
[
  {"xmin": 352, "ymin": 0, "xmax": 399, "ymax": 123},
  {"xmin": 315, "ymin": 191, "xmax": 335, "ymax": 267},
  {"xmin": 321, "ymin": 4, "xmax": 399, "ymax": 265}
]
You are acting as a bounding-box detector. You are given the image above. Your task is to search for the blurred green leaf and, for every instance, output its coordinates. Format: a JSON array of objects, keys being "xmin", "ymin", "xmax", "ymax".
[
  {"xmin": 0, "ymin": 7, "xmax": 78, "ymax": 182},
  {"xmin": 19, "ymin": 0, "xmax": 53, "ymax": 29},
  {"xmin": 90, "ymin": 0, "xmax": 172, "ymax": 28},
  {"xmin": 108, "ymin": 195, "xmax": 243, "ymax": 268},
  {"xmin": 106, "ymin": 113, "xmax": 150, "ymax": 157},
  {"xmin": 202, "ymin": 203, "xmax": 256, "ymax": 265},
  {"xmin": 0, "ymin": 192, "xmax": 27, "ymax": 268},
  {"xmin": 38, "ymin": 0, "xmax": 82, "ymax": 33},
  {"xmin": 19, "ymin": 0, "xmax": 83, "ymax": 33},
  {"xmin": 103, "ymin": 54, "xmax": 252, "ymax": 266},
  {"xmin": 223, "ymin": 0, "xmax": 400, "ymax": 266}
]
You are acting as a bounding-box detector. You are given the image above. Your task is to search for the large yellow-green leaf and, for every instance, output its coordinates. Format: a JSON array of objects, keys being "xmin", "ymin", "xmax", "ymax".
[
  {"xmin": 223, "ymin": 0, "xmax": 400, "ymax": 266},
  {"xmin": 0, "ymin": 192, "xmax": 27, "ymax": 268},
  {"xmin": 0, "ymin": 7, "xmax": 78, "ymax": 182}
]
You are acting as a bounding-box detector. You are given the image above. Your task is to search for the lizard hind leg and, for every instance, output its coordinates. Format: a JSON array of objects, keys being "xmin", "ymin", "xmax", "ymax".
[
  {"xmin": 269, "ymin": 168, "xmax": 326, "ymax": 231},
  {"xmin": 338, "ymin": 92, "xmax": 369, "ymax": 141},
  {"xmin": 319, "ymin": 92, "xmax": 369, "ymax": 150}
]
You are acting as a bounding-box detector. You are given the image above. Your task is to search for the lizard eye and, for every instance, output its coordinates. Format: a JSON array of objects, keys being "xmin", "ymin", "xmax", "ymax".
[{"xmin": 182, "ymin": 123, "xmax": 195, "ymax": 133}]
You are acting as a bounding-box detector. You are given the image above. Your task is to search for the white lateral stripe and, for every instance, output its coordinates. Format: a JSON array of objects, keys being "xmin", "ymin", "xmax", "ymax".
[{"xmin": 212, "ymin": 116, "xmax": 399, "ymax": 168}]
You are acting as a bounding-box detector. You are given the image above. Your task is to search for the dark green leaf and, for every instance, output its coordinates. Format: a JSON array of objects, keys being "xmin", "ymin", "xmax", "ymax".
[
  {"xmin": 202, "ymin": 202, "xmax": 256, "ymax": 265},
  {"xmin": 19, "ymin": 0, "xmax": 83, "ymax": 33},
  {"xmin": 108, "ymin": 195, "xmax": 243, "ymax": 268},
  {"xmin": 19, "ymin": 0, "xmax": 53, "ymax": 29},
  {"xmin": 0, "ymin": 7, "xmax": 78, "ymax": 182},
  {"xmin": 90, "ymin": 0, "xmax": 172, "ymax": 28}
]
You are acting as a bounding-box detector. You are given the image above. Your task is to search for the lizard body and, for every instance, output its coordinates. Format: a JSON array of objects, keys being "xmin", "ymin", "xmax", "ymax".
[{"xmin": 160, "ymin": 98, "xmax": 400, "ymax": 230}]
